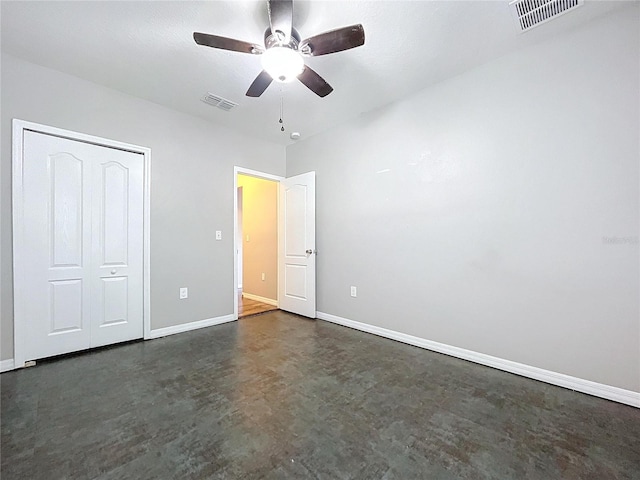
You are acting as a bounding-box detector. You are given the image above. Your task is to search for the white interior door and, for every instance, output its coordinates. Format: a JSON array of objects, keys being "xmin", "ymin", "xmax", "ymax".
[
  {"xmin": 20, "ymin": 131, "xmax": 93, "ymax": 359},
  {"xmin": 90, "ymin": 145, "xmax": 144, "ymax": 348},
  {"xmin": 17, "ymin": 130, "xmax": 144, "ymax": 361},
  {"xmin": 278, "ymin": 171, "xmax": 316, "ymax": 318}
]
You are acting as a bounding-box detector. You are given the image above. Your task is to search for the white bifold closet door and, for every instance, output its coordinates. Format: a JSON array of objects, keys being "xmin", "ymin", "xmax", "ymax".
[{"xmin": 20, "ymin": 130, "xmax": 144, "ymax": 361}]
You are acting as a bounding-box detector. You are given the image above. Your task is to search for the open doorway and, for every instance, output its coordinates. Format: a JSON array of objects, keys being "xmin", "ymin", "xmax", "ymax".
[{"xmin": 235, "ymin": 169, "xmax": 282, "ymax": 318}]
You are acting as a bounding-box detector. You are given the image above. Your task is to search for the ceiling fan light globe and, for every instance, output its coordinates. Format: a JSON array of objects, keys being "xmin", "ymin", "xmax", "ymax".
[{"xmin": 261, "ymin": 47, "xmax": 304, "ymax": 83}]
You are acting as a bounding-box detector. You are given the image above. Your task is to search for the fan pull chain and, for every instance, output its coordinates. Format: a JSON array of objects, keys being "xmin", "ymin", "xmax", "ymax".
[{"xmin": 279, "ymin": 95, "xmax": 285, "ymax": 132}]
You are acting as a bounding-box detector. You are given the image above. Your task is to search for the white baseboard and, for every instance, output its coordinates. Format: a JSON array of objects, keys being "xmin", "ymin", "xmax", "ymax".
[
  {"xmin": 317, "ymin": 311, "xmax": 640, "ymax": 408},
  {"xmin": 241, "ymin": 292, "xmax": 278, "ymax": 307},
  {"xmin": 0, "ymin": 359, "xmax": 16, "ymax": 373},
  {"xmin": 147, "ymin": 314, "xmax": 236, "ymax": 340}
]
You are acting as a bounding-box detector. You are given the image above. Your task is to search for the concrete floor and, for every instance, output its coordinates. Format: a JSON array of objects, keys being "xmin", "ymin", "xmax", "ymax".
[{"xmin": 1, "ymin": 311, "xmax": 639, "ymax": 479}]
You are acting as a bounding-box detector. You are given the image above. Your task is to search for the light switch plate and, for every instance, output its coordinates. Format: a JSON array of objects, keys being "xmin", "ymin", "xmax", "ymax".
[
  {"xmin": 215, "ymin": 231, "xmax": 222, "ymax": 240},
  {"xmin": 350, "ymin": 286, "xmax": 357, "ymax": 297},
  {"xmin": 180, "ymin": 287, "xmax": 188, "ymax": 299}
]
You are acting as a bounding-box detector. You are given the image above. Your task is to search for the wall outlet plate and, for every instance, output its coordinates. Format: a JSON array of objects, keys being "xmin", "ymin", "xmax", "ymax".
[
  {"xmin": 180, "ymin": 287, "xmax": 188, "ymax": 299},
  {"xmin": 350, "ymin": 286, "xmax": 357, "ymax": 297}
]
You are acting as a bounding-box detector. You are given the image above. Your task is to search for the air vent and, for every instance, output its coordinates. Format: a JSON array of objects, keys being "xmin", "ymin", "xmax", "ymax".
[
  {"xmin": 510, "ymin": 0, "xmax": 583, "ymax": 32},
  {"xmin": 201, "ymin": 93, "xmax": 238, "ymax": 111}
]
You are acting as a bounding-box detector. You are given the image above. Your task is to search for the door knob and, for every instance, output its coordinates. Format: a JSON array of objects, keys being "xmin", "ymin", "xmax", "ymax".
[
  {"xmin": 110, "ymin": 269, "xmax": 117, "ymax": 275},
  {"xmin": 305, "ymin": 249, "xmax": 313, "ymax": 255}
]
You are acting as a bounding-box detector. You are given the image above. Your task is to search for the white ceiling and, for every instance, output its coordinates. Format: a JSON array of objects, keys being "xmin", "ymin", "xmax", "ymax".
[{"xmin": 1, "ymin": 1, "xmax": 628, "ymax": 146}]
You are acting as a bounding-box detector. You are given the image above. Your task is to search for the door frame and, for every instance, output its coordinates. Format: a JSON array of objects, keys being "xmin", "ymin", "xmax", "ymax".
[
  {"xmin": 233, "ymin": 167, "xmax": 284, "ymax": 319},
  {"xmin": 12, "ymin": 119, "xmax": 152, "ymax": 368}
]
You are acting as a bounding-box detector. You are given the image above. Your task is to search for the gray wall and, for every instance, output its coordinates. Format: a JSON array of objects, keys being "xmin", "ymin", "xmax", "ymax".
[
  {"xmin": 287, "ymin": 8, "xmax": 639, "ymax": 392},
  {"xmin": 1, "ymin": 53, "xmax": 286, "ymax": 361}
]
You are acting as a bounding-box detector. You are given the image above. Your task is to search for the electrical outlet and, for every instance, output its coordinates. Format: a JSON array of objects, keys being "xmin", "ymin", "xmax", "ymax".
[
  {"xmin": 350, "ymin": 286, "xmax": 357, "ymax": 297},
  {"xmin": 261, "ymin": 273, "xmax": 266, "ymax": 281},
  {"xmin": 180, "ymin": 287, "xmax": 188, "ymax": 299}
]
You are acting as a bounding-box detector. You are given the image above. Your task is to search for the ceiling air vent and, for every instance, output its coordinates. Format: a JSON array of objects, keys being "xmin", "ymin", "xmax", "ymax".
[
  {"xmin": 510, "ymin": 0, "xmax": 583, "ymax": 32},
  {"xmin": 201, "ymin": 93, "xmax": 238, "ymax": 111}
]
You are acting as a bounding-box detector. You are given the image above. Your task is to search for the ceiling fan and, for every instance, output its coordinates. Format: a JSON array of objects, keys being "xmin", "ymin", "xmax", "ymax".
[{"xmin": 193, "ymin": 0, "xmax": 365, "ymax": 98}]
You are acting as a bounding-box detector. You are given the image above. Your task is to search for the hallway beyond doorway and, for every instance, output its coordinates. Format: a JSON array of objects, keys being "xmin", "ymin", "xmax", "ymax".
[{"xmin": 235, "ymin": 171, "xmax": 279, "ymax": 319}]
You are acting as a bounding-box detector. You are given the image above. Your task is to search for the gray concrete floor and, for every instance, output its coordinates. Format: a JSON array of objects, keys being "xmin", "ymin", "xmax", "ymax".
[{"xmin": 1, "ymin": 310, "xmax": 639, "ymax": 479}]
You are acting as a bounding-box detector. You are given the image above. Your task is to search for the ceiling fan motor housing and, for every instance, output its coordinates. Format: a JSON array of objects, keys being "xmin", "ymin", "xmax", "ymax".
[{"xmin": 264, "ymin": 27, "xmax": 301, "ymax": 50}]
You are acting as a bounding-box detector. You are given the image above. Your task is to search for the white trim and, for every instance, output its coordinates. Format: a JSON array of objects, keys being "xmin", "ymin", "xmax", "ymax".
[
  {"xmin": 241, "ymin": 292, "xmax": 278, "ymax": 307},
  {"xmin": 142, "ymin": 140, "xmax": 152, "ymax": 341},
  {"xmin": 317, "ymin": 311, "xmax": 640, "ymax": 408},
  {"xmin": 0, "ymin": 359, "xmax": 16, "ymax": 373},
  {"xmin": 234, "ymin": 167, "xmax": 284, "ymax": 183},
  {"xmin": 147, "ymin": 314, "xmax": 235, "ymax": 339},
  {"xmin": 12, "ymin": 120, "xmax": 26, "ymax": 368},
  {"xmin": 12, "ymin": 119, "xmax": 152, "ymax": 367},
  {"xmin": 233, "ymin": 167, "xmax": 284, "ymax": 321}
]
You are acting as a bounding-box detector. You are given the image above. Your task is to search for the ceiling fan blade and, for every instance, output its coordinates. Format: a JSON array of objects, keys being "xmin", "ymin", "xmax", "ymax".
[
  {"xmin": 193, "ymin": 32, "xmax": 263, "ymax": 55},
  {"xmin": 246, "ymin": 70, "xmax": 273, "ymax": 97},
  {"xmin": 267, "ymin": 0, "xmax": 293, "ymax": 41},
  {"xmin": 298, "ymin": 66, "xmax": 333, "ymax": 98},
  {"xmin": 300, "ymin": 24, "xmax": 365, "ymax": 57}
]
